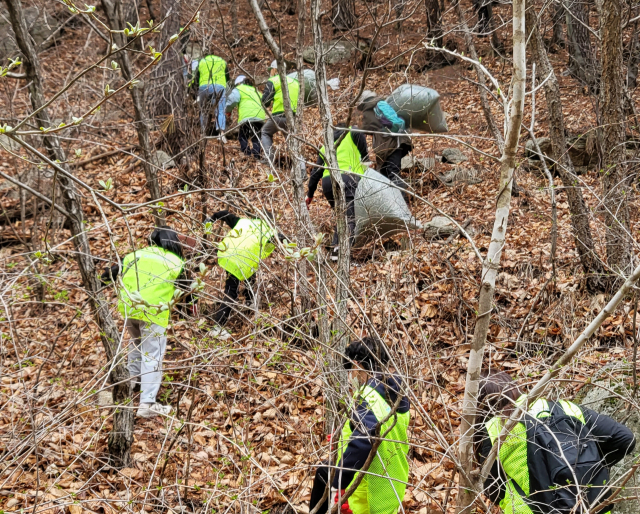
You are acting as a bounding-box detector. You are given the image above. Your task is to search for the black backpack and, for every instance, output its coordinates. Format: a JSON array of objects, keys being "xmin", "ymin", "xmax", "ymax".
[{"xmin": 516, "ymin": 401, "xmax": 609, "ymax": 514}]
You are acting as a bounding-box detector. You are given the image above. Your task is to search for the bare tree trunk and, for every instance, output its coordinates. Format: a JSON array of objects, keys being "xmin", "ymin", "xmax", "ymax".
[
  {"xmin": 101, "ymin": 0, "xmax": 164, "ymax": 225},
  {"xmin": 150, "ymin": 0, "xmax": 189, "ymax": 155},
  {"xmin": 456, "ymin": 0, "xmax": 526, "ymax": 511},
  {"xmin": 627, "ymin": 22, "xmax": 640, "ymax": 90},
  {"xmin": 454, "ymin": 0, "xmax": 504, "ymax": 153},
  {"xmin": 598, "ymin": 0, "xmax": 632, "ymax": 279},
  {"xmin": 331, "ymin": 0, "xmax": 356, "ymax": 31},
  {"xmin": 425, "ymin": 0, "xmax": 443, "ymax": 46},
  {"xmin": 565, "ymin": 0, "xmax": 598, "ymax": 91},
  {"xmin": 550, "ymin": 0, "xmax": 565, "ymax": 49},
  {"xmin": 526, "ymin": 1, "xmax": 605, "ymax": 291},
  {"xmin": 230, "ymin": 0, "xmax": 239, "ymax": 43},
  {"xmin": 311, "ymin": 0, "xmax": 351, "ymax": 429},
  {"xmin": 4, "ymin": 0, "xmax": 133, "ymax": 467}
]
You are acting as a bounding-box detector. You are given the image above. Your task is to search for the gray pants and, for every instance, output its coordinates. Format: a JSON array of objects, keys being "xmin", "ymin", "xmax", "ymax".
[
  {"xmin": 126, "ymin": 319, "xmax": 167, "ymax": 404},
  {"xmin": 261, "ymin": 115, "xmax": 289, "ymax": 162}
]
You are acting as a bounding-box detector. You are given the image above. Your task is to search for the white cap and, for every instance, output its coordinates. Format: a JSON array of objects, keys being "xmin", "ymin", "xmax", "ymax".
[
  {"xmin": 270, "ymin": 60, "xmax": 278, "ymax": 69},
  {"xmin": 234, "ymin": 75, "xmax": 246, "ymax": 85}
]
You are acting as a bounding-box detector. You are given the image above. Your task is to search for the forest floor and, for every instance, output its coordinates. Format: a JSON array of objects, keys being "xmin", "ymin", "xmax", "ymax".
[{"xmin": 1, "ymin": 0, "xmax": 639, "ymax": 513}]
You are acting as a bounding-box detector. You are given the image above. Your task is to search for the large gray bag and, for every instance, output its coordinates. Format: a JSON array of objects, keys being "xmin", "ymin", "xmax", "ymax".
[
  {"xmin": 386, "ymin": 84, "xmax": 448, "ymax": 133},
  {"xmin": 287, "ymin": 69, "xmax": 318, "ymax": 105},
  {"xmin": 353, "ymin": 169, "xmax": 423, "ymax": 248}
]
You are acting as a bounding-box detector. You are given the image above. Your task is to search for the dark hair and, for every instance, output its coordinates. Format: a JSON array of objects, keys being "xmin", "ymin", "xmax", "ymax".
[
  {"xmin": 478, "ymin": 371, "xmax": 521, "ymax": 416},
  {"xmin": 344, "ymin": 336, "xmax": 389, "ymax": 372},
  {"xmin": 243, "ymin": 77, "xmax": 255, "ymax": 87},
  {"xmin": 149, "ymin": 226, "xmax": 183, "ymax": 259}
]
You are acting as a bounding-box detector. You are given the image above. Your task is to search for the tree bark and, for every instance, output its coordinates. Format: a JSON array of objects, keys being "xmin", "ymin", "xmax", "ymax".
[
  {"xmin": 455, "ymin": 0, "xmax": 526, "ymax": 511},
  {"xmin": 311, "ymin": 0, "xmax": 351, "ymax": 429},
  {"xmin": 565, "ymin": 0, "xmax": 598, "ymax": 91},
  {"xmin": 526, "ymin": 1, "xmax": 605, "ymax": 291},
  {"xmin": 331, "ymin": 0, "xmax": 356, "ymax": 31},
  {"xmin": 101, "ymin": 0, "xmax": 165, "ymax": 225},
  {"xmin": 598, "ymin": 0, "xmax": 632, "ymax": 279},
  {"xmin": 425, "ymin": 0, "xmax": 443, "ymax": 46},
  {"xmin": 3, "ymin": 0, "xmax": 133, "ymax": 467},
  {"xmin": 550, "ymin": 0, "xmax": 565, "ymax": 49},
  {"xmin": 150, "ymin": 0, "xmax": 189, "ymax": 155}
]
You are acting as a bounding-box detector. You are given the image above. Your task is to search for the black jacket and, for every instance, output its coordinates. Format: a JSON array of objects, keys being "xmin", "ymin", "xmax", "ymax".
[
  {"xmin": 333, "ymin": 374, "xmax": 410, "ymax": 489},
  {"xmin": 477, "ymin": 402, "xmax": 636, "ymax": 507},
  {"xmin": 307, "ymin": 127, "xmax": 368, "ymax": 199}
]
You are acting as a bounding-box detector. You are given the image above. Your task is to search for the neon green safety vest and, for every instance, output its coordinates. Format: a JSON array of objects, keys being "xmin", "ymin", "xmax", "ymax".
[
  {"xmin": 319, "ymin": 130, "xmax": 367, "ymax": 177},
  {"xmin": 485, "ymin": 397, "xmax": 588, "ymax": 514},
  {"xmin": 117, "ymin": 247, "xmax": 185, "ymax": 328},
  {"xmin": 336, "ymin": 384, "xmax": 410, "ymax": 514},
  {"xmin": 268, "ymin": 75, "xmax": 299, "ymax": 114},
  {"xmin": 217, "ymin": 219, "xmax": 275, "ymax": 280},
  {"xmin": 198, "ymin": 55, "xmax": 227, "ymax": 87},
  {"xmin": 236, "ymin": 84, "xmax": 266, "ymax": 122}
]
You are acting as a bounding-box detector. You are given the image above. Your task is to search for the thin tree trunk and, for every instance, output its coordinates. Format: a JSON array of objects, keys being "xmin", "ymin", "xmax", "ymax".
[
  {"xmin": 598, "ymin": 0, "xmax": 632, "ymax": 279},
  {"xmin": 3, "ymin": 0, "xmax": 133, "ymax": 467},
  {"xmin": 331, "ymin": 0, "xmax": 356, "ymax": 31},
  {"xmin": 150, "ymin": 0, "xmax": 188, "ymax": 155},
  {"xmin": 454, "ymin": 0, "xmax": 504, "ymax": 153},
  {"xmin": 627, "ymin": 22, "xmax": 640, "ymax": 91},
  {"xmin": 101, "ymin": 0, "xmax": 164, "ymax": 225},
  {"xmin": 550, "ymin": 0, "xmax": 565, "ymax": 49},
  {"xmin": 456, "ymin": 0, "xmax": 526, "ymax": 511},
  {"xmin": 565, "ymin": 0, "xmax": 598, "ymax": 91},
  {"xmin": 526, "ymin": 1, "xmax": 605, "ymax": 291},
  {"xmin": 425, "ymin": 0, "xmax": 443, "ymax": 46},
  {"xmin": 311, "ymin": 0, "xmax": 351, "ymax": 429}
]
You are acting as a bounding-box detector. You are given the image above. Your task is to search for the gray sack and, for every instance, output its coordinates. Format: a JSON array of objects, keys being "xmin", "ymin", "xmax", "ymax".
[
  {"xmin": 386, "ymin": 84, "xmax": 448, "ymax": 133},
  {"xmin": 288, "ymin": 69, "xmax": 318, "ymax": 105},
  {"xmin": 353, "ymin": 169, "xmax": 422, "ymax": 248}
]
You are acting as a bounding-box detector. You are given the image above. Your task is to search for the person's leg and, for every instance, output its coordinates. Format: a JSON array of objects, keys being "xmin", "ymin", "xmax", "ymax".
[
  {"xmin": 250, "ymin": 121, "xmax": 264, "ymax": 157},
  {"xmin": 214, "ymin": 273, "xmax": 241, "ymax": 326},
  {"xmin": 261, "ymin": 118, "xmax": 279, "ymax": 162},
  {"xmin": 238, "ymin": 123, "xmax": 251, "ymax": 155},
  {"xmin": 126, "ymin": 319, "xmax": 143, "ymax": 387},
  {"xmin": 243, "ymin": 274, "xmax": 256, "ymax": 306},
  {"xmin": 198, "ymin": 85, "xmax": 213, "ymax": 132},
  {"xmin": 309, "ymin": 464, "xmax": 331, "ymax": 514},
  {"xmin": 213, "ymin": 84, "xmax": 226, "ymax": 132},
  {"xmin": 138, "ymin": 322, "xmax": 168, "ymax": 405}
]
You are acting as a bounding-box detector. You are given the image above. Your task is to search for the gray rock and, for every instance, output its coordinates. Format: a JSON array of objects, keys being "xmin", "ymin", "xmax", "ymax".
[
  {"xmin": 0, "ymin": 6, "xmax": 62, "ymax": 60},
  {"xmin": 441, "ymin": 147, "xmax": 468, "ymax": 164},
  {"xmin": 437, "ymin": 166, "xmax": 482, "ymax": 186},
  {"xmin": 401, "ymin": 155, "xmax": 436, "ymax": 172},
  {"xmin": 153, "ymin": 150, "xmax": 175, "ymax": 170},
  {"xmin": 303, "ymin": 40, "xmax": 361, "ymax": 65},
  {"xmin": 423, "ymin": 216, "xmax": 456, "ymax": 240},
  {"xmin": 581, "ymin": 380, "xmax": 640, "ymax": 514}
]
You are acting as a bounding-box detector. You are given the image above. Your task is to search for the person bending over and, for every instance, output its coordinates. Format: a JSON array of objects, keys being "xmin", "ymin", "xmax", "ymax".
[
  {"xmin": 226, "ymin": 75, "xmax": 266, "ymax": 158},
  {"xmin": 309, "ymin": 336, "xmax": 410, "ymax": 514},
  {"xmin": 192, "ymin": 53, "xmax": 230, "ymax": 136}
]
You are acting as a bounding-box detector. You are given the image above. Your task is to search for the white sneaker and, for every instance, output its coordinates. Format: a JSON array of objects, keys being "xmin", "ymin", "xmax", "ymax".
[
  {"xmin": 206, "ymin": 324, "xmax": 232, "ymax": 341},
  {"xmin": 330, "ymin": 247, "xmax": 339, "ymax": 261},
  {"xmin": 137, "ymin": 403, "xmax": 172, "ymax": 418},
  {"xmin": 220, "ymin": 135, "xmax": 228, "ymax": 144}
]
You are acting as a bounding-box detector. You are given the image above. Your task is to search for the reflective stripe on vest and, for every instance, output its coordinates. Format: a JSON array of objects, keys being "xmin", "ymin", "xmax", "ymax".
[
  {"xmin": 336, "ymin": 384, "xmax": 410, "ymax": 514},
  {"xmin": 198, "ymin": 55, "xmax": 227, "ymax": 87},
  {"xmin": 217, "ymin": 219, "xmax": 275, "ymax": 280},
  {"xmin": 117, "ymin": 247, "xmax": 184, "ymax": 328},
  {"xmin": 319, "ymin": 131, "xmax": 366, "ymax": 177},
  {"xmin": 236, "ymin": 84, "xmax": 266, "ymax": 121},
  {"xmin": 485, "ymin": 397, "xmax": 587, "ymax": 514},
  {"xmin": 269, "ymin": 75, "xmax": 299, "ymax": 114}
]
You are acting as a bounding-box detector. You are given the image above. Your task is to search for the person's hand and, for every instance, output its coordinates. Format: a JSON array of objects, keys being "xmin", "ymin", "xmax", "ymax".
[
  {"xmin": 305, "ymin": 197, "xmax": 313, "ymax": 209},
  {"xmin": 333, "ymin": 490, "xmax": 352, "ymax": 514}
]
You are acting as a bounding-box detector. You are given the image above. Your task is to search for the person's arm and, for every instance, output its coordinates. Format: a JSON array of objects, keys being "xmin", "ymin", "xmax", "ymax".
[
  {"xmin": 226, "ymin": 88, "xmax": 241, "ymax": 113},
  {"xmin": 477, "ymin": 425, "xmax": 507, "ymax": 505},
  {"xmin": 208, "ymin": 210, "xmax": 240, "ymax": 229},
  {"xmin": 307, "ymin": 155, "xmax": 324, "ymax": 199},
  {"xmin": 100, "ymin": 264, "xmax": 121, "ymax": 284},
  {"xmin": 225, "ymin": 64, "xmax": 231, "ymax": 84},
  {"xmin": 332, "ymin": 400, "xmax": 378, "ymax": 489},
  {"xmin": 581, "ymin": 405, "xmax": 636, "ymax": 467},
  {"xmin": 262, "ymin": 80, "xmax": 275, "ymax": 108},
  {"xmin": 350, "ymin": 129, "xmax": 369, "ymax": 161}
]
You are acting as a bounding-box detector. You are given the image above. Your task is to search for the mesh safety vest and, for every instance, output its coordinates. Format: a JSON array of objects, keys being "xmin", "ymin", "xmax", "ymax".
[
  {"xmin": 236, "ymin": 84, "xmax": 266, "ymax": 122},
  {"xmin": 485, "ymin": 397, "xmax": 588, "ymax": 514},
  {"xmin": 217, "ymin": 219, "xmax": 275, "ymax": 280},
  {"xmin": 198, "ymin": 55, "xmax": 227, "ymax": 87},
  {"xmin": 268, "ymin": 75, "xmax": 299, "ymax": 114},
  {"xmin": 336, "ymin": 385, "xmax": 410, "ymax": 514},
  {"xmin": 117, "ymin": 247, "xmax": 185, "ymax": 328},
  {"xmin": 319, "ymin": 131, "xmax": 366, "ymax": 177}
]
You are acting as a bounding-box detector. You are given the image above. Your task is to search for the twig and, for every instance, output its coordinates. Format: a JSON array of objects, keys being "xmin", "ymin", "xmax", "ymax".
[{"xmin": 70, "ymin": 146, "xmax": 135, "ymax": 167}]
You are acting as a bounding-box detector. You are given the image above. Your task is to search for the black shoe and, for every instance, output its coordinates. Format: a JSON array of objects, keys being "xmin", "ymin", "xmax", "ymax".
[{"xmin": 132, "ymin": 383, "xmax": 141, "ymax": 394}]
